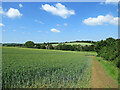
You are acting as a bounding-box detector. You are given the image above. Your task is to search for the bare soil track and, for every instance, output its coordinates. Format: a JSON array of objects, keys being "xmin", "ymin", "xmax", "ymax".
[{"xmin": 91, "ymin": 56, "xmax": 118, "ymax": 88}]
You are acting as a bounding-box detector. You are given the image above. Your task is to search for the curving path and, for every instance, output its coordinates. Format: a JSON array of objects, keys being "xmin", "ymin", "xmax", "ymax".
[{"xmin": 91, "ymin": 56, "xmax": 118, "ymax": 88}]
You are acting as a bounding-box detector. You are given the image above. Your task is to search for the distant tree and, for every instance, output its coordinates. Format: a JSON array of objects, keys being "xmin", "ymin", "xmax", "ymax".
[
  {"xmin": 72, "ymin": 45, "xmax": 78, "ymax": 51},
  {"xmin": 25, "ymin": 41, "xmax": 34, "ymax": 48},
  {"xmin": 49, "ymin": 44, "xmax": 54, "ymax": 49},
  {"xmin": 55, "ymin": 44, "xmax": 61, "ymax": 50},
  {"xmin": 35, "ymin": 44, "xmax": 41, "ymax": 49},
  {"xmin": 40, "ymin": 44, "xmax": 46, "ymax": 49},
  {"xmin": 88, "ymin": 45, "xmax": 95, "ymax": 51}
]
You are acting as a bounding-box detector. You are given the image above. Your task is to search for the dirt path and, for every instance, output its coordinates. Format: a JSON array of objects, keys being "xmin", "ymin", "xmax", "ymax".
[{"xmin": 91, "ymin": 56, "xmax": 118, "ymax": 88}]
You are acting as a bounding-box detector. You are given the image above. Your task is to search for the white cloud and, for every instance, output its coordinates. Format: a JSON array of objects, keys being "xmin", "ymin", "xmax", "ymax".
[
  {"xmin": 0, "ymin": 7, "xmax": 22, "ymax": 18},
  {"xmin": 6, "ymin": 8, "xmax": 22, "ymax": 18},
  {"xmin": 83, "ymin": 14, "xmax": 119, "ymax": 26},
  {"xmin": 64, "ymin": 23, "xmax": 68, "ymax": 26},
  {"xmin": 100, "ymin": 0, "xmax": 119, "ymax": 4},
  {"xmin": 34, "ymin": 19, "xmax": 44, "ymax": 24},
  {"xmin": 0, "ymin": 23, "xmax": 5, "ymax": 26},
  {"xmin": 105, "ymin": 0, "xmax": 119, "ymax": 4},
  {"xmin": 41, "ymin": 3, "xmax": 75, "ymax": 19},
  {"xmin": 19, "ymin": 4, "xmax": 23, "ymax": 8},
  {"xmin": 51, "ymin": 28, "xmax": 60, "ymax": 33}
]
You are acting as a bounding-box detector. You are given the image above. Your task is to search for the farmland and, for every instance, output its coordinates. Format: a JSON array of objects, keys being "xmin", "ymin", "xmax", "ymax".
[
  {"xmin": 52, "ymin": 42, "xmax": 93, "ymax": 47},
  {"xmin": 2, "ymin": 47, "xmax": 96, "ymax": 88}
]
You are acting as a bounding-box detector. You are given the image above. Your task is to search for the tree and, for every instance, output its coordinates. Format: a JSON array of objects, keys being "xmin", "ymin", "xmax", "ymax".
[
  {"xmin": 49, "ymin": 44, "xmax": 54, "ymax": 49},
  {"xmin": 95, "ymin": 38, "xmax": 119, "ymax": 68},
  {"xmin": 35, "ymin": 44, "xmax": 41, "ymax": 49},
  {"xmin": 25, "ymin": 41, "xmax": 34, "ymax": 48},
  {"xmin": 40, "ymin": 44, "xmax": 46, "ymax": 49}
]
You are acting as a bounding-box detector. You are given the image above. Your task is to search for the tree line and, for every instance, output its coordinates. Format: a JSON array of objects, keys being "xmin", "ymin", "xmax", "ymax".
[
  {"xmin": 25, "ymin": 37, "xmax": 119, "ymax": 68},
  {"xmin": 3, "ymin": 37, "xmax": 119, "ymax": 68},
  {"xmin": 24, "ymin": 41, "xmax": 95, "ymax": 51},
  {"xmin": 95, "ymin": 37, "xmax": 119, "ymax": 68}
]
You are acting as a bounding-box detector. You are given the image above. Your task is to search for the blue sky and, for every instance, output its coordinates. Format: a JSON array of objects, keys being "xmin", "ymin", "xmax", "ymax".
[{"xmin": 1, "ymin": 2, "xmax": 118, "ymax": 43}]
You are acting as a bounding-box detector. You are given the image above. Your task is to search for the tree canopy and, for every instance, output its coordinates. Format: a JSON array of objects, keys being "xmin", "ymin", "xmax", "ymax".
[
  {"xmin": 95, "ymin": 37, "xmax": 119, "ymax": 68},
  {"xmin": 25, "ymin": 41, "xmax": 34, "ymax": 48}
]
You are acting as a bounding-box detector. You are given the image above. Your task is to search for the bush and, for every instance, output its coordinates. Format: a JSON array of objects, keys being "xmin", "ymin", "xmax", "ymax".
[{"xmin": 25, "ymin": 41, "xmax": 34, "ymax": 48}]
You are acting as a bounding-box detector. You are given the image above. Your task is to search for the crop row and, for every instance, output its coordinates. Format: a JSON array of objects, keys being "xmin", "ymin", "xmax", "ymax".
[{"xmin": 2, "ymin": 47, "xmax": 92, "ymax": 88}]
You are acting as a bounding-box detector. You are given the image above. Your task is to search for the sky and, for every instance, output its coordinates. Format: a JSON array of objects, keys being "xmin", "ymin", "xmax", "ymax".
[{"xmin": 0, "ymin": 1, "xmax": 119, "ymax": 43}]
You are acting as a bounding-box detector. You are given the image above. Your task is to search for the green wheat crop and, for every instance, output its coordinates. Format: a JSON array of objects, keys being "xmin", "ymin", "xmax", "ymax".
[{"xmin": 2, "ymin": 47, "xmax": 96, "ymax": 88}]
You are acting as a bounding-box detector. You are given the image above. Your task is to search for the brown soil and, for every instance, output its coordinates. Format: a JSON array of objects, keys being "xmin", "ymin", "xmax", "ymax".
[{"xmin": 91, "ymin": 56, "xmax": 118, "ymax": 88}]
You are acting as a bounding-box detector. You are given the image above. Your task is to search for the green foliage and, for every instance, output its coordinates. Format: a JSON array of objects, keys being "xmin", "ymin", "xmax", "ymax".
[
  {"xmin": 2, "ymin": 47, "xmax": 94, "ymax": 88},
  {"xmin": 54, "ymin": 44, "xmax": 95, "ymax": 51},
  {"xmin": 25, "ymin": 41, "xmax": 34, "ymax": 48},
  {"xmin": 40, "ymin": 44, "xmax": 46, "ymax": 49},
  {"xmin": 48, "ymin": 44, "xmax": 54, "ymax": 49},
  {"xmin": 3, "ymin": 43, "xmax": 24, "ymax": 47},
  {"xmin": 95, "ymin": 37, "xmax": 119, "ymax": 68}
]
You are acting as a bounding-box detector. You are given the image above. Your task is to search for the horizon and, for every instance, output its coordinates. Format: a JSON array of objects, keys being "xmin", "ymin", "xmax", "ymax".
[
  {"xmin": 1, "ymin": 2, "xmax": 118, "ymax": 43},
  {"xmin": 2, "ymin": 36, "xmax": 117, "ymax": 44}
]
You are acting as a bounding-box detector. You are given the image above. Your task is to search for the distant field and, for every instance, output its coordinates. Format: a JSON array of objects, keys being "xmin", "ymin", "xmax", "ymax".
[
  {"xmin": 52, "ymin": 42, "xmax": 93, "ymax": 46},
  {"xmin": 2, "ymin": 47, "xmax": 96, "ymax": 88}
]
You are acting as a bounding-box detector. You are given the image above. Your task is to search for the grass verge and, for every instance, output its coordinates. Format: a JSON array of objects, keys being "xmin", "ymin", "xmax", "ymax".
[{"xmin": 95, "ymin": 57, "xmax": 119, "ymax": 85}]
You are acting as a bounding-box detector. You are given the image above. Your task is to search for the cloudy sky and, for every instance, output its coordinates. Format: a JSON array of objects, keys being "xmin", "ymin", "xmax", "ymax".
[{"xmin": 1, "ymin": 1, "xmax": 118, "ymax": 43}]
